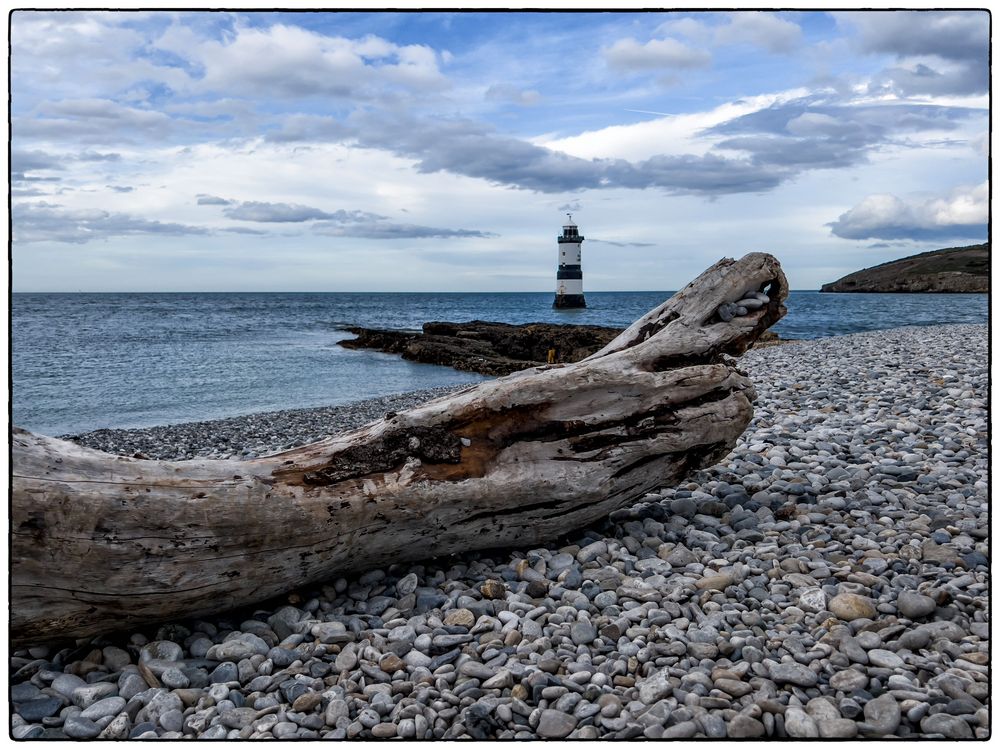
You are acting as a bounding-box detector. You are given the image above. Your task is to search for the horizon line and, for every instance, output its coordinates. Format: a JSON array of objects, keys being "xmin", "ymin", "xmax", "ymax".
[{"xmin": 10, "ymin": 288, "xmax": 827, "ymax": 295}]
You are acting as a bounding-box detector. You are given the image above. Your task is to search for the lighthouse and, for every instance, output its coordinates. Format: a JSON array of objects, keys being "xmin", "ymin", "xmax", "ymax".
[{"xmin": 553, "ymin": 214, "xmax": 586, "ymax": 308}]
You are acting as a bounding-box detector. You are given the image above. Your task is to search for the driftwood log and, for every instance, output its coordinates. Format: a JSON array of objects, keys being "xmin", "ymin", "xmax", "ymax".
[{"xmin": 12, "ymin": 253, "xmax": 787, "ymax": 647}]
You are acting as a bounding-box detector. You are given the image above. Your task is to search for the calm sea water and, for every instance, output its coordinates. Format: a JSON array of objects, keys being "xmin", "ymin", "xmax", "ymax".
[{"xmin": 12, "ymin": 291, "xmax": 988, "ymax": 436}]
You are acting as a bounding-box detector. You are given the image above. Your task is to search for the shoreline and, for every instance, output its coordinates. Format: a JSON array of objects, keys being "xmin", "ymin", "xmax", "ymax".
[
  {"xmin": 60, "ymin": 384, "xmax": 473, "ymax": 461},
  {"xmin": 14, "ymin": 323, "xmax": 988, "ymax": 739}
]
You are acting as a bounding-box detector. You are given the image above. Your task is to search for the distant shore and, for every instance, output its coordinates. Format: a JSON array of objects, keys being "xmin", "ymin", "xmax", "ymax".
[{"xmin": 820, "ymin": 244, "xmax": 988, "ymax": 293}]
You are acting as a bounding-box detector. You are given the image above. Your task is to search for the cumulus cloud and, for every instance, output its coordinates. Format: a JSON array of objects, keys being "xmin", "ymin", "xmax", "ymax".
[
  {"xmin": 161, "ymin": 23, "xmax": 449, "ymax": 101},
  {"xmin": 10, "ymin": 11, "xmax": 190, "ymax": 103},
  {"xmin": 13, "ymin": 201, "xmax": 209, "ymax": 244},
  {"xmin": 603, "ymin": 37, "xmax": 711, "ymax": 72},
  {"xmin": 924, "ymin": 182, "xmax": 989, "ymax": 226},
  {"xmin": 828, "ymin": 182, "xmax": 987, "ymax": 241}
]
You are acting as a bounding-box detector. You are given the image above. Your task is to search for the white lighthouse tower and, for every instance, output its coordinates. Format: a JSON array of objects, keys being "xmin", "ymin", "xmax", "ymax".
[{"xmin": 553, "ymin": 214, "xmax": 586, "ymax": 308}]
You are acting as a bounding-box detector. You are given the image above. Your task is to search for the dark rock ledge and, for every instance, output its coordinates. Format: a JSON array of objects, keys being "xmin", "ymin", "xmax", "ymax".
[{"xmin": 339, "ymin": 320, "xmax": 781, "ymax": 376}]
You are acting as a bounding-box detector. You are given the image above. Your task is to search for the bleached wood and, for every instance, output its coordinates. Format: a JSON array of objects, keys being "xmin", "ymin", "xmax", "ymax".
[{"xmin": 11, "ymin": 253, "xmax": 787, "ymax": 646}]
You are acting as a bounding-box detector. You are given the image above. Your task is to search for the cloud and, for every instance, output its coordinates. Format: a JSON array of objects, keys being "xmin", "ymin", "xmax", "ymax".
[
  {"xmin": 260, "ymin": 88, "xmax": 983, "ymax": 202},
  {"xmin": 263, "ymin": 114, "xmax": 354, "ymax": 144},
  {"xmin": 715, "ymin": 12, "xmax": 802, "ymax": 54},
  {"xmin": 603, "ymin": 36, "xmax": 711, "ymax": 72},
  {"xmin": 708, "ymin": 96, "xmax": 980, "ymax": 170},
  {"xmin": 715, "ymin": 134, "xmax": 864, "ymax": 169},
  {"xmin": 837, "ymin": 10, "xmax": 988, "ymax": 62},
  {"xmin": 836, "ymin": 11, "xmax": 989, "ymax": 97},
  {"xmin": 588, "ymin": 238, "xmax": 655, "ymax": 248},
  {"xmin": 11, "ymin": 147, "xmax": 123, "ymax": 181},
  {"xmin": 485, "ymin": 83, "xmax": 541, "ymax": 106},
  {"xmin": 13, "ymin": 201, "xmax": 209, "ymax": 244},
  {"xmin": 78, "ymin": 150, "xmax": 122, "ymax": 162},
  {"xmin": 22, "ymin": 98, "xmax": 178, "ymax": 145},
  {"xmin": 970, "ymin": 131, "xmax": 988, "ymax": 156},
  {"xmin": 269, "ymin": 111, "xmax": 789, "ymax": 196},
  {"xmin": 656, "ymin": 17, "xmax": 713, "ymax": 42},
  {"xmin": 10, "ymin": 11, "xmax": 190, "ymax": 104},
  {"xmin": 656, "ymin": 12, "xmax": 801, "ymax": 54},
  {"xmin": 220, "ymin": 226, "xmax": 269, "ymax": 235},
  {"xmin": 222, "ymin": 201, "xmax": 346, "ymax": 222},
  {"xmin": 10, "ymin": 149, "xmax": 64, "ymax": 180},
  {"xmin": 828, "ymin": 182, "xmax": 987, "ymax": 241},
  {"xmin": 312, "ymin": 220, "xmax": 495, "ymax": 240},
  {"xmin": 12, "ymin": 149, "xmax": 62, "ymax": 170},
  {"xmin": 160, "ymin": 23, "xmax": 449, "ymax": 101},
  {"xmin": 616, "ymin": 153, "xmax": 786, "ymax": 193},
  {"xmin": 868, "ymin": 60, "xmax": 988, "ymax": 97},
  {"xmin": 211, "ymin": 198, "xmax": 494, "ymax": 238},
  {"xmin": 196, "ymin": 194, "xmax": 233, "ymax": 205}
]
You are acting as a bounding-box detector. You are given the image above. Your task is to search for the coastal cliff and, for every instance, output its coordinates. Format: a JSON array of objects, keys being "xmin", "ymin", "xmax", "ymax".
[{"xmin": 820, "ymin": 244, "xmax": 989, "ymax": 293}]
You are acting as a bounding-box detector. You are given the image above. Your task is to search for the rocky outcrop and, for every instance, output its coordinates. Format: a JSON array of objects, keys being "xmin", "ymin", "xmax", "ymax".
[
  {"xmin": 340, "ymin": 321, "xmax": 784, "ymax": 375},
  {"xmin": 339, "ymin": 321, "xmax": 623, "ymax": 375},
  {"xmin": 821, "ymin": 244, "xmax": 989, "ymax": 293}
]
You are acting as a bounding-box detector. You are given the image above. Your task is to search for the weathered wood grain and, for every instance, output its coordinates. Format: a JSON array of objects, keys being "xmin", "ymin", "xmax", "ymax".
[{"xmin": 11, "ymin": 252, "xmax": 787, "ymax": 646}]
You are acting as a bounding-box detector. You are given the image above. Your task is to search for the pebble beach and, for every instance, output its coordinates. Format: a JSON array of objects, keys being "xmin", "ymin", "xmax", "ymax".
[{"xmin": 11, "ymin": 323, "xmax": 989, "ymax": 740}]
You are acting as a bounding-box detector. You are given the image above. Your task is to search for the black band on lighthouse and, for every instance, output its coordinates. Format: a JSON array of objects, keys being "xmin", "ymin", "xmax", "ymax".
[
  {"xmin": 553, "ymin": 294, "xmax": 586, "ymax": 309},
  {"xmin": 557, "ymin": 267, "xmax": 583, "ymax": 280}
]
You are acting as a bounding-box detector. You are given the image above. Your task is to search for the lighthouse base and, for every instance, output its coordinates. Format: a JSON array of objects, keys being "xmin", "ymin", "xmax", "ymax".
[{"xmin": 553, "ymin": 294, "xmax": 586, "ymax": 309}]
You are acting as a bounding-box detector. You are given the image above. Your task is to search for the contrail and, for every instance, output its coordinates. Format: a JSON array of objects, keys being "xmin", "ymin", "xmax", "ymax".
[{"xmin": 624, "ymin": 108, "xmax": 672, "ymax": 117}]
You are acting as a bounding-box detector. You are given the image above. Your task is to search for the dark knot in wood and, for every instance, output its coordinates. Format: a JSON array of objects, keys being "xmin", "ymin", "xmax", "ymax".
[{"xmin": 302, "ymin": 426, "xmax": 463, "ymax": 486}]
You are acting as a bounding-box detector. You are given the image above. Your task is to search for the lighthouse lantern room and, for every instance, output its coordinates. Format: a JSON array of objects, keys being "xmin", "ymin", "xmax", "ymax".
[{"xmin": 553, "ymin": 214, "xmax": 586, "ymax": 308}]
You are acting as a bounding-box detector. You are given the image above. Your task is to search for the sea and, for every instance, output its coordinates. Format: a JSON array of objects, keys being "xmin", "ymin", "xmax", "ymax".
[{"xmin": 12, "ymin": 291, "xmax": 989, "ymax": 437}]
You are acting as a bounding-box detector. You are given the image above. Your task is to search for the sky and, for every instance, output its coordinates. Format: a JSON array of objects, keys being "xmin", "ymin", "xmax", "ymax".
[{"xmin": 9, "ymin": 8, "xmax": 990, "ymax": 292}]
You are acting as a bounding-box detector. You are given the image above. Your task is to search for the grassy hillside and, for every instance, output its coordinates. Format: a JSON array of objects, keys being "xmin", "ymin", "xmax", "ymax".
[{"xmin": 821, "ymin": 244, "xmax": 989, "ymax": 293}]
